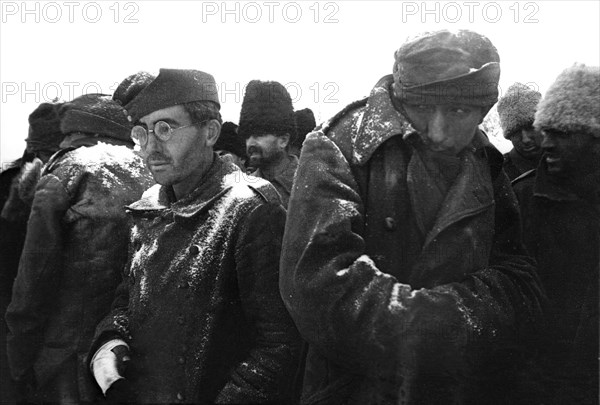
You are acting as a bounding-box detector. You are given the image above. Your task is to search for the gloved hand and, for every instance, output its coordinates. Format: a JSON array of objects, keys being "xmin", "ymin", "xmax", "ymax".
[
  {"xmin": 91, "ymin": 340, "xmax": 130, "ymax": 395},
  {"xmin": 105, "ymin": 378, "xmax": 135, "ymax": 404}
]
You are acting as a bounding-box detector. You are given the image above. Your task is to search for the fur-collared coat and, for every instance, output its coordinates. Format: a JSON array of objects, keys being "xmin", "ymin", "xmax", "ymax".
[
  {"xmin": 92, "ymin": 157, "xmax": 301, "ymax": 404},
  {"xmin": 280, "ymin": 75, "xmax": 545, "ymax": 405}
]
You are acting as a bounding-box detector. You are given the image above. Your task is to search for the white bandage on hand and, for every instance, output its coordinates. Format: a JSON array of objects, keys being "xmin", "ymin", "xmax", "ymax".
[{"xmin": 90, "ymin": 339, "xmax": 129, "ymax": 395}]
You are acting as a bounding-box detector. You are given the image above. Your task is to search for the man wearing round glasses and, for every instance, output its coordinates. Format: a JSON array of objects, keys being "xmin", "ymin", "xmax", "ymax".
[{"xmin": 89, "ymin": 69, "xmax": 300, "ymax": 404}]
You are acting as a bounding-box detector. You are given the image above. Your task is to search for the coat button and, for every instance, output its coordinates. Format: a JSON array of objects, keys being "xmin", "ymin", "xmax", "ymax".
[
  {"xmin": 384, "ymin": 217, "xmax": 396, "ymax": 231},
  {"xmin": 178, "ymin": 357, "xmax": 185, "ymax": 364},
  {"xmin": 189, "ymin": 244, "xmax": 200, "ymax": 255},
  {"xmin": 176, "ymin": 392, "xmax": 184, "ymax": 401}
]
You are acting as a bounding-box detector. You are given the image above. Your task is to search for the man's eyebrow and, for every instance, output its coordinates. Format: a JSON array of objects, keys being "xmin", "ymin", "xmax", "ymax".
[
  {"xmin": 140, "ymin": 117, "xmax": 181, "ymax": 128},
  {"xmin": 159, "ymin": 118, "xmax": 180, "ymax": 125}
]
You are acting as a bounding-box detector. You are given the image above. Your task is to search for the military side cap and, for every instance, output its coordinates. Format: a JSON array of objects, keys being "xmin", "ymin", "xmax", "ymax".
[{"xmin": 125, "ymin": 68, "xmax": 220, "ymax": 122}]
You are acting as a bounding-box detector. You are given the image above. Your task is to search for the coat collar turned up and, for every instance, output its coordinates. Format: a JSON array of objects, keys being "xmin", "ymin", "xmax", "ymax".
[
  {"xmin": 325, "ymin": 74, "xmax": 503, "ymax": 175},
  {"xmin": 127, "ymin": 155, "xmax": 242, "ymax": 219}
]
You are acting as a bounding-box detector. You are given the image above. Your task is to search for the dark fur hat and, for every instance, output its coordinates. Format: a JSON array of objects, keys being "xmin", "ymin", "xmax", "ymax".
[
  {"xmin": 535, "ymin": 64, "xmax": 600, "ymax": 138},
  {"xmin": 497, "ymin": 83, "xmax": 541, "ymax": 138},
  {"xmin": 293, "ymin": 108, "xmax": 316, "ymax": 148},
  {"xmin": 214, "ymin": 121, "xmax": 246, "ymax": 158},
  {"xmin": 60, "ymin": 94, "xmax": 132, "ymax": 142},
  {"xmin": 238, "ymin": 80, "xmax": 296, "ymax": 139}
]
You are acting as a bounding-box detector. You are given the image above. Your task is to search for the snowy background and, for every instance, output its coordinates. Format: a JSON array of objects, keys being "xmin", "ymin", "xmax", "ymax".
[{"xmin": 1, "ymin": 0, "xmax": 599, "ymax": 166}]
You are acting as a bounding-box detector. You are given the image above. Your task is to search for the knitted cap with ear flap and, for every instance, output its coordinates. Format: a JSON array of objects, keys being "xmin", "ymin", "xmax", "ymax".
[
  {"xmin": 26, "ymin": 102, "xmax": 64, "ymax": 153},
  {"xmin": 60, "ymin": 94, "xmax": 132, "ymax": 142},
  {"xmin": 392, "ymin": 29, "xmax": 501, "ymax": 110}
]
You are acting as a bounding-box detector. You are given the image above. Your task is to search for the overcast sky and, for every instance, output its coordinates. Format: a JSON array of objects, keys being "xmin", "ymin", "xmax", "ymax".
[{"xmin": 1, "ymin": 0, "xmax": 599, "ymax": 164}]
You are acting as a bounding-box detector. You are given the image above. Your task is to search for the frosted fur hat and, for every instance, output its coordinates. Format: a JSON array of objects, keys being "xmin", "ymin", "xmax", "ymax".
[
  {"xmin": 534, "ymin": 64, "xmax": 600, "ymax": 138},
  {"xmin": 497, "ymin": 83, "xmax": 542, "ymax": 139},
  {"xmin": 238, "ymin": 80, "xmax": 296, "ymax": 139},
  {"xmin": 392, "ymin": 29, "xmax": 500, "ymax": 108}
]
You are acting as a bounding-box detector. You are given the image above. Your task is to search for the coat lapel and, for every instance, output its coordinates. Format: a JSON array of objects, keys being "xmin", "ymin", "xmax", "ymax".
[
  {"xmin": 353, "ymin": 75, "xmax": 414, "ymax": 165},
  {"xmin": 423, "ymin": 147, "xmax": 494, "ymax": 247},
  {"xmin": 127, "ymin": 157, "xmax": 239, "ymax": 220}
]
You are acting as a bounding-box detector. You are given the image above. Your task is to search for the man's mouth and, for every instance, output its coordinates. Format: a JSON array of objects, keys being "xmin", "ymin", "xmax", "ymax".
[
  {"xmin": 545, "ymin": 155, "xmax": 560, "ymax": 165},
  {"xmin": 149, "ymin": 160, "xmax": 170, "ymax": 169}
]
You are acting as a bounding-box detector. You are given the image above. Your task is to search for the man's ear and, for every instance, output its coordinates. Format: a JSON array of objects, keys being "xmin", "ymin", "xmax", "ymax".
[
  {"xmin": 205, "ymin": 120, "xmax": 222, "ymax": 147},
  {"xmin": 278, "ymin": 133, "xmax": 290, "ymax": 149}
]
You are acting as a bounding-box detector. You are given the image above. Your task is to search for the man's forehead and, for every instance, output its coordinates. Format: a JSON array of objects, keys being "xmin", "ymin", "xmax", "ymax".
[
  {"xmin": 139, "ymin": 104, "xmax": 189, "ymax": 125},
  {"xmin": 247, "ymin": 133, "xmax": 280, "ymax": 139},
  {"xmin": 404, "ymin": 102, "xmax": 480, "ymax": 109}
]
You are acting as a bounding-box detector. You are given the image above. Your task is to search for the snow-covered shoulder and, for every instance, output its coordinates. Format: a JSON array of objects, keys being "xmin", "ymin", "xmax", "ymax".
[{"xmin": 222, "ymin": 170, "xmax": 283, "ymax": 206}]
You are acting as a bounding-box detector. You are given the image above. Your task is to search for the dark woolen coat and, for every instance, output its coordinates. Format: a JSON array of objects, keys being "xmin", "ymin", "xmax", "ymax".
[
  {"xmin": 280, "ymin": 75, "xmax": 546, "ymax": 405},
  {"xmin": 5, "ymin": 143, "xmax": 154, "ymax": 401},
  {"xmin": 503, "ymin": 148, "xmax": 539, "ymax": 182},
  {"xmin": 513, "ymin": 165, "xmax": 599, "ymax": 404},
  {"xmin": 91, "ymin": 157, "xmax": 301, "ymax": 404},
  {"xmin": 251, "ymin": 154, "xmax": 299, "ymax": 208}
]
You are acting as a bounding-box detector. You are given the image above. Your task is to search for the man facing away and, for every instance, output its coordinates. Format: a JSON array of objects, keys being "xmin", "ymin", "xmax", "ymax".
[
  {"xmin": 89, "ymin": 69, "xmax": 300, "ymax": 404},
  {"xmin": 512, "ymin": 63, "xmax": 599, "ymax": 404},
  {"xmin": 280, "ymin": 29, "xmax": 545, "ymax": 405},
  {"xmin": 5, "ymin": 92, "xmax": 154, "ymax": 404},
  {"xmin": 239, "ymin": 80, "xmax": 299, "ymax": 208},
  {"xmin": 497, "ymin": 82, "xmax": 544, "ymax": 181}
]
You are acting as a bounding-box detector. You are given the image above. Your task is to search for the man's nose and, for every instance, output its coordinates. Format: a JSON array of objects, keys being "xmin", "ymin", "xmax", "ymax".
[
  {"xmin": 426, "ymin": 109, "xmax": 447, "ymax": 145},
  {"xmin": 541, "ymin": 133, "xmax": 555, "ymax": 150},
  {"xmin": 521, "ymin": 129, "xmax": 533, "ymax": 143},
  {"xmin": 143, "ymin": 131, "xmax": 162, "ymax": 155}
]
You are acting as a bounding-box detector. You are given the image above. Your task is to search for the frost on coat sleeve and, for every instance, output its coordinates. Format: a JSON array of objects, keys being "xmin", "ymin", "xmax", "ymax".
[
  {"xmin": 279, "ymin": 129, "xmax": 544, "ymax": 378},
  {"xmin": 5, "ymin": 174, "xmax": 71, "ymax": 380},
  {"xmin": 216, "ymin": 199, "xmax": 301, "ymax": 403}
]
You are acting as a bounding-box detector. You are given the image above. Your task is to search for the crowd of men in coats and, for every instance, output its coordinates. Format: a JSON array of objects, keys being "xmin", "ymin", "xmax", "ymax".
[{"xmin": 0, "ymin": 29, "xmax": 597, "ymax": 405}]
